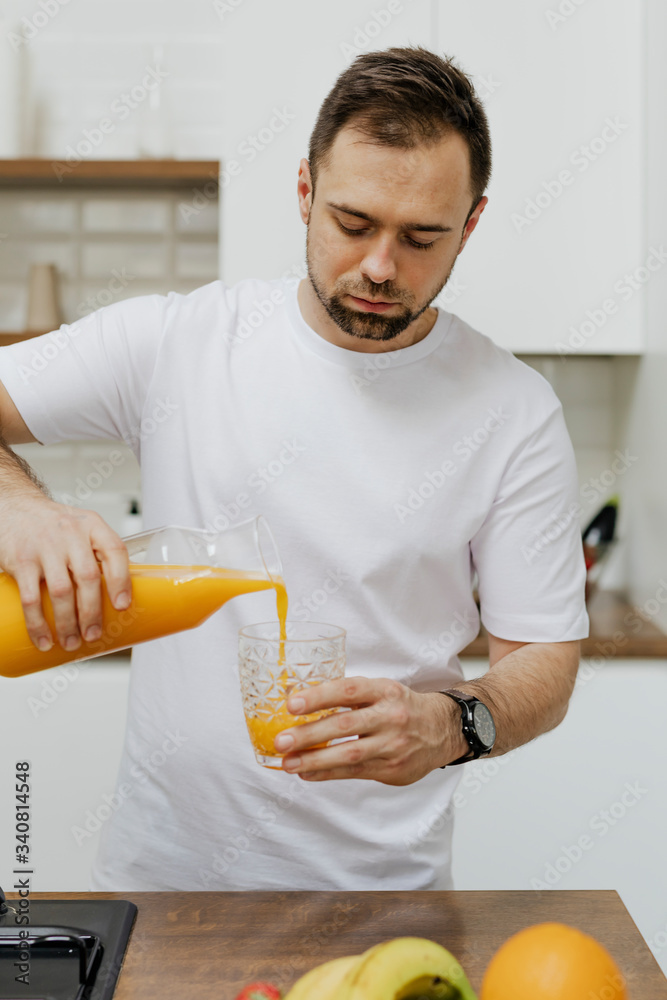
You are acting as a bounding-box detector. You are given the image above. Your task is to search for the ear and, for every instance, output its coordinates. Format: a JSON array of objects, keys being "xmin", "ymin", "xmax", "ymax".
[
  {"xmin": 457, "ymin": 195, "xmax": 488, "ymax": 255},
  {"xmin": 297, "ymin": 158, "xmax": 314, "ymax": 225}
]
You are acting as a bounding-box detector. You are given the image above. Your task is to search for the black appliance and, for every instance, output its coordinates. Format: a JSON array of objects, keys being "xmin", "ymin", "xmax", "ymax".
[{"xmin": 0, "ymin": 886, "xmax": 136, "ymax": 1000}]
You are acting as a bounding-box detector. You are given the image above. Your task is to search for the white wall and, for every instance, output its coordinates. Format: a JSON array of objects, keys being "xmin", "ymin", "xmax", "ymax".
[{"xmin": 1, "ymin": 0, "xmax": 227, "ymax": 158}]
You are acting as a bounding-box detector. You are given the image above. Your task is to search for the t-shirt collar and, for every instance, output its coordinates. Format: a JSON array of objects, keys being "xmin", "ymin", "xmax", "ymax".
[{"xmin": 282, "ymin": 278, "xmax": 451, "ymax": 369}]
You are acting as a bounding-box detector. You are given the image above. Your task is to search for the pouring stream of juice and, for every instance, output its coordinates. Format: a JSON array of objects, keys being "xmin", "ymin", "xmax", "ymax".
[{"xmin": 0, "ymin": 565, "xmax": 288, "ymax": 679}]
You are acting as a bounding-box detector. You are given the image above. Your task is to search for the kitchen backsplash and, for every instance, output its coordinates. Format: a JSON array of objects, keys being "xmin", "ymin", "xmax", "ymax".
[{"xmin": 0, "ymin": 189, "xmax": 218, "ymax": 330}]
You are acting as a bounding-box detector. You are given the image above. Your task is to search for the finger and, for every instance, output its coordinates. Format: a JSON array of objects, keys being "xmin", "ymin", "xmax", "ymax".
[
  {"xmin": 89, "ymin": 521, "xmax": 132, "ymax": 610},
  {"xmin": 66, "ymin": 541, "xmax": 104, "ymax": 643},
  {"xmin": 13, "ymin": 563, "xmax": 54, "ymax": 652},
  {"xmin": 282, "ymin": 734, "xmax": 385, "ymax": 777},
  {"xmin": 274, "ymin": 703, "xmax": 383, "ymax": 755},
  {"xmin": 40, "ymin": 553, "xmax": 81, "ymax": 651},
  {"xmin": 286, "ymin": 675, "xmax": 396, "ymax": 716}
]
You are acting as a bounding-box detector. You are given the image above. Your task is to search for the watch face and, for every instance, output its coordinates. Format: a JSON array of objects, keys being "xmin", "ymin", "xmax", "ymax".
[{"xmin": 472, "ymin": 703, "xmax": 496, "ymax": 748}]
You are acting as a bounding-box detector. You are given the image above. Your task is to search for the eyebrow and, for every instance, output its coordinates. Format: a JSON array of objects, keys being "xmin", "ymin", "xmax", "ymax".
[{"xmin": 326, "ymin": 201, "xmax": 453, "ymax": 234}]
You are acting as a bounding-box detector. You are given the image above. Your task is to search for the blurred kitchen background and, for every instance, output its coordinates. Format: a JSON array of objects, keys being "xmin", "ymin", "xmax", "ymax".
[{"xmin": 1, "ymin": 0, "xmax": 666, "ymax": 977}]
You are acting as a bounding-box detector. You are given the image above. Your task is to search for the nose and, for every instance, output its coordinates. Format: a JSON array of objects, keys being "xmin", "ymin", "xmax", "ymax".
[{"xmin": 359, "ymin": 235, "xmax": 398, "ymax": 286}]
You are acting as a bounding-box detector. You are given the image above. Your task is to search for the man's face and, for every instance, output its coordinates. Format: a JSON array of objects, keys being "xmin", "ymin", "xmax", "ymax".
[{"xmin": 299, "ymin": 125, "xmax": 486, "ymax": 343}]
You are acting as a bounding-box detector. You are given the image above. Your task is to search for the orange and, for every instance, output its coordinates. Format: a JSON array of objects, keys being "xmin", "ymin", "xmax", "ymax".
[{"xmin": 480, "ymin": 922, "xmax": 628, "ymax": 1000}]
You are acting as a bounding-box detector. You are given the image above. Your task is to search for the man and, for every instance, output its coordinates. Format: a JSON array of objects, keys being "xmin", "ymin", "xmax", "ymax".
[{"xmin": 0, "ymin": 46, "xmax": 588, "ymax": 890}]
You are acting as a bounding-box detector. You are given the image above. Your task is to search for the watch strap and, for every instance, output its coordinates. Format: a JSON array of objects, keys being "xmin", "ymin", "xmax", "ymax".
[{"xmin": 439, "ymin": 688, "xmax": 493, "ymax": 768}]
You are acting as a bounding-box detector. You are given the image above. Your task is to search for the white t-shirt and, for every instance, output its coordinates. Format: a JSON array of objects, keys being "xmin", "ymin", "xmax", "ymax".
[{"xmin": 0, "ymin": 276, "xmax": 589, "ymax": 891}]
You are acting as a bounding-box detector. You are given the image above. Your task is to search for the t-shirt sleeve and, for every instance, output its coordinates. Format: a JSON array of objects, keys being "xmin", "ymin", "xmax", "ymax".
[
  {"xmin": 470, "ymin": 399, "xmax": 589, "ymax": 643},
  {"xmin": 0, "ymin": 293, "xmax": 166, "ymax": 450}
]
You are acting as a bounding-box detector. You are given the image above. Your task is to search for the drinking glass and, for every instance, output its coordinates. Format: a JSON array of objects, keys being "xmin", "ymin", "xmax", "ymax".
[{"xmin": 238, "ymin": 621, "xmax": 346, "ymax": 769}]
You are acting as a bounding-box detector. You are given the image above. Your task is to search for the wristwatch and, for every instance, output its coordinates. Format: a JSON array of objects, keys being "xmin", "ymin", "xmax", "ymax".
[{"xmin": 439, "ymin": 688, "xmax": 496, "ymax": 767}]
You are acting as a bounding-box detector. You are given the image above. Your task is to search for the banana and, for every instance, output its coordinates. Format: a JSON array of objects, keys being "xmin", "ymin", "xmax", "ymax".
[
  {"xmin": 283, "ymin": 955, "xmax": 361, "ymax": 1000},
  {"xmin": 336, "ymin": 937, "xmax": 478, "ymax": 1000}
]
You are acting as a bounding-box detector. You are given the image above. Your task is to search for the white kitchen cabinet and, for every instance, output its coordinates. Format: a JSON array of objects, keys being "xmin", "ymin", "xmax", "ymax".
[
  {"xmin": 0, "ymin": 660, "xmax": 131, "ymax": 892},
  {"xmin": 435, "ymin": 0, "xmax": 645, "ymax": 354},
  {"xmin": 453, "ymin": 658, "xmax": 667, "ymax": 977}
]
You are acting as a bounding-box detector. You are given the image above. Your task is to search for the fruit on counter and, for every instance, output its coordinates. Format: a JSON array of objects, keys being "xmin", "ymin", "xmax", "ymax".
[
  {"xmin": 234, "ymin": 983, "xmax": 282, "ymax": 1000},
  {"xmin": 338, "ymin": 938, "xmax": 477, "ymax": 999},
  {"xmin": 284, "ymin": 937, "xmax": 477, "ymax": 999},
  {"xmin": 480, "ymin": 922, "xmax": 628, "ymax": 999},
  {"xmin": 284, "ymin": 956, "xmax": 361, "ymax": 999}
]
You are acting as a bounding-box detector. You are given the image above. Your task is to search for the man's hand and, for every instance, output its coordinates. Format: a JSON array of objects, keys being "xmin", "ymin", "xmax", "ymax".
[
  {"xmin": 0, "ymin": 495, "xmax": 132, "ymax": 653},
  {"xmin": 273, "ymin": 677, "xmax": 469, "ymax": 785}
]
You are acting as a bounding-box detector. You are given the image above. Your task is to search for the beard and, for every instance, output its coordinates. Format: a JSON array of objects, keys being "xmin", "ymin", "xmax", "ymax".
[{"xmin": 305, "ymin": 224, "xmax": 459, "ymax": 343}]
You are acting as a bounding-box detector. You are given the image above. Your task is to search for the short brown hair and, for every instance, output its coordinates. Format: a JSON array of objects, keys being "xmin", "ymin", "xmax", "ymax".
[{"xmin": 308, "ymin": 46, "xmax": 492, "ymax": 221}]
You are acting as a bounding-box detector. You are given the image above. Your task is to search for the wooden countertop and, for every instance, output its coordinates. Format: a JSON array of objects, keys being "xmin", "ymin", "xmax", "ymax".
[
  {"xmin": 8, "ymin": 890, "xmax": 666, "ymax": 997},
  {"xmin": 462, "ymin": 589, "xmax": 667, "ymax": 658}
]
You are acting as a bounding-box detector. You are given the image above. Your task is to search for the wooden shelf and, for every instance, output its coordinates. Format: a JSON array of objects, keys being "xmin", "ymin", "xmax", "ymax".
[
  {"xmin": 0, "ymin": 331, "xmax": 49, "ymax": 346},
  {"xmin": 0, "ymin": 158, "xmax": 219, "ymax": 188},
  {"xmin": 461, "ymin": 589, "xmax": 667, "ymax": 659}
]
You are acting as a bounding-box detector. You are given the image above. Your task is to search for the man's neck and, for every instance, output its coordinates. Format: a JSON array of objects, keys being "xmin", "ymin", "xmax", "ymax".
[{"xmin": 297, "ymin": 279, "xmax": 438, "ymax": 354}]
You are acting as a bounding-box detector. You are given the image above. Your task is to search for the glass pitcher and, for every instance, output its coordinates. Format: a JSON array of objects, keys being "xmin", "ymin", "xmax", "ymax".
[{"xmin": 0, "ymin": 516, "xmax": 285, "ymax": 679}]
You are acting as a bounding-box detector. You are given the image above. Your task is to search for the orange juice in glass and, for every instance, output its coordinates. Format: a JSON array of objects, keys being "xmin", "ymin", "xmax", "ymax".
[{"xmin": 238, "ymin": 622, "xmax": 346, "ymax": 769}]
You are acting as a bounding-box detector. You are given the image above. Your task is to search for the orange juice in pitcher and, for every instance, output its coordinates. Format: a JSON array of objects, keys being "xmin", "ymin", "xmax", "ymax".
[{"xmin": 0, "ymin": 516, "xmax": 287, "ymax": 678}]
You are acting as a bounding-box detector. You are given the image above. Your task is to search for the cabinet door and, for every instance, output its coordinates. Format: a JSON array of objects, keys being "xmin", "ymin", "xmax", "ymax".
[
  {"xmin": 435, "ymin": 0, "xmax": 645, "ymax": 354},
  {"xmin": 453, "ymin": 659, "xmax": 667, "ymax": 976},
  {"xmin": 219, "ymin": 0, "xmax": 433, "ymax": 285}
]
